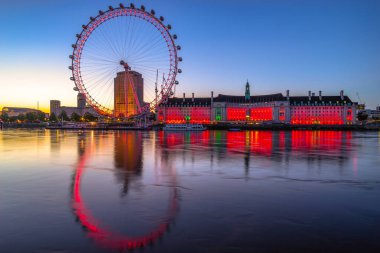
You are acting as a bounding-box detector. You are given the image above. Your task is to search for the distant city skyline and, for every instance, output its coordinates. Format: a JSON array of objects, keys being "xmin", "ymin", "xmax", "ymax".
[{"xmin": 0, "ymin": 0, "xmax": 379, "ymax": 112}]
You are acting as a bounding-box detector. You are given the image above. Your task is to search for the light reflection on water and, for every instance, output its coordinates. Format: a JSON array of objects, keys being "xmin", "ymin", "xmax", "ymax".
[{"xmin": 0, "ymin": 129, "xmax": 380, "ymax": 253}]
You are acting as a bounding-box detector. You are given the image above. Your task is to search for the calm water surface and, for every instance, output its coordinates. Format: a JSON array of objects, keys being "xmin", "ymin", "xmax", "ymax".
[{"xmin": 0, "ymin": 129, "xmax": 380, "ymax": 253}]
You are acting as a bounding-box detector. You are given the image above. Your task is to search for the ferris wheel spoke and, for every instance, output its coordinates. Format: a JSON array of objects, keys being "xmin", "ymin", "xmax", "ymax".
[
  {"xmin": 83, "ymin": 66, "xmax": 120, "ymax": 92},
  {"xmin": 131, "ymin": 56, "xmax": 170, "ymax": 67},
  {"xmin": 130, "ymin": 45, "xmax": 170, "ymax": 62},
  {"xmin": 83, "ymin": 35, "xmax": 117, "ymax": 59},
  {"xmin": 129, "ymin": 37, "xmax": 167, "ymax": 61},
  {"xmin": 81, "ymin": 63, "xmax": 120, "ymax": 78},
  {"xmin": 128, "ymin": 15, "xmax": 147, "ymax": 60},
  {"xmin": 96, "ymin": 22, "xmax": 123, "ymax": 60},
  {"xmin": 92, "ymin": 77, "xmax": 115, "ymax": 107},
  {"xmin": 107, "ymin": 16, "xmax": 128, "ymax": 60},
  {"xmin": 118, "ymin": 17, "xmax": 129, "ymax": 61},
  {"xmin": 126, "ymin": 15, "xmax": 139, "ymax": 62},
  {"xmin": 131, "ymin": 34, "xmax": 167, "ymax": 61},
  {"xmin": 131, "ymin": 63, "xmax": 163, "ymax": 72},
  {"xmin": 81, "ymin": 54, "xmax": 119, "ymax": 65},
  {"xmin": 82, "ymin": 47, "xmax": 120, "ymax": 63},
  {"xmin": 105, "ymin": 17, "xmax": 128, "ymax": 59}
]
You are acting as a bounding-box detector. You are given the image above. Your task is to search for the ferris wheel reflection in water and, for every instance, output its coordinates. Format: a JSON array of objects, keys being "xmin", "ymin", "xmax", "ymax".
[{"xmin": 71, "ymin": 131, "xmax": 179, "ymax": 251}]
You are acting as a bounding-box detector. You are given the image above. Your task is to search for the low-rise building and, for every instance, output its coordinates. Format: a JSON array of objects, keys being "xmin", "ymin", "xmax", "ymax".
[
  {"xmin": 50, "ymin": 93, "xmax": 99, "ymax": 117},
  {"xmin": 1, "ymin": 107, "xmax": 44, "ymax": 117},
  {"xmin": 157, "ymin": 82, "xmax": 357, "ymax": 125}
]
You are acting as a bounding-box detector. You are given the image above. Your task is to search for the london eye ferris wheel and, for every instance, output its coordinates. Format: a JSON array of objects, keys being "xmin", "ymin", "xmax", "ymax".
[{"xmin": 69, "ymin": 3, "xmax": 182, "ymax": 118}]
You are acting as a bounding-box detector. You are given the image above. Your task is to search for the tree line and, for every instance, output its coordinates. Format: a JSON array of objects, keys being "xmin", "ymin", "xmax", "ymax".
[{"xmin": 0, "ymin": 111, "xmax": 98, "ymax": 123}]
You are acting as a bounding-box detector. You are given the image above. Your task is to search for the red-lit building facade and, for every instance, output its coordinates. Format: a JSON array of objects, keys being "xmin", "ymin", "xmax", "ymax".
[{"xmin": 157, "ymin": 83, "xmax": 357, "ymax": 125}]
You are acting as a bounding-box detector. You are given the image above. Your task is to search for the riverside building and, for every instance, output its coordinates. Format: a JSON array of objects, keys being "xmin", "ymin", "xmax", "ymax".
[
  {"xmin": 157, "ymin": 82, "xmax": 357, "ymax": 125},
  {"xmin": 114, "ymin": 71, "xmax": 144, "ymax": 118},
  {"xmin": 50, "ymin": 93, "xmax": 98, "ymax": 117}
]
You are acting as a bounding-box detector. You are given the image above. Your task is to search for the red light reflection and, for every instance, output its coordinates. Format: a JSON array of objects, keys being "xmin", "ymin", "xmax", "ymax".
[
  {"xmin": 72, "ymin": 151, "xmax": 178, "ymax": 251},
  {"xmin": 159, "ymin": 130, "xmax": 351, "ymax": 158}
]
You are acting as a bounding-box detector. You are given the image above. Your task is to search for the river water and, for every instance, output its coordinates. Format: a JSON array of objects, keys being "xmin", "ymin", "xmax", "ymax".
[{"xmin": 0, "ymin": 129, "xmax": 379, "ymax": 253}]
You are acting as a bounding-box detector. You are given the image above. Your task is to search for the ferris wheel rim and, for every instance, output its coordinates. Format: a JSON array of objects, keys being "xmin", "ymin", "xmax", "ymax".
[{"xmin": 70, "ymin": 5, "xmax": 179, "ymax": 117}]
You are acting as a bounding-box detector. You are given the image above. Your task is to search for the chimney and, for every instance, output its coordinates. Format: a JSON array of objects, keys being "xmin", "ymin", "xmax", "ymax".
[
  {"xmin": 308, "ymin": 91, "xmax": 311, "ymax": 101},
  {"xmin": 183, "ymin": 93, "xmax": 185, "ymax": 102},
  {"xmin": 286, "ymin": 90, "xmax": 290, "ymax": 100},
  {"xmin": 319, "ymin": 91, "xmax": 322, "ymax": 101},
  {"xmin": 340, "ymin": 90, "xmax": 344, "ymax": 100},
  {"xmin": 192, "ymin": 93, "xmax": 194, "ymax": 102},
  {"xmin": 211, "ymin": 91, "xmax": 214, "ymax": 104}
]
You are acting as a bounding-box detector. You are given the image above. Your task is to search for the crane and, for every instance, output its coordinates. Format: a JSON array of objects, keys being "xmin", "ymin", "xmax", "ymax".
[{"xmin": 356, "ymin": 92, "xmax": 366, "ymax": 110}]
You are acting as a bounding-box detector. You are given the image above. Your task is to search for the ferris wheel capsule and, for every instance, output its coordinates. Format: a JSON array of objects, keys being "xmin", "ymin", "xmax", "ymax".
[
  {"xmin": 173, "ymin": 34, "xmax": 178, "ymax": 39},
  {"xmin": 82, "ymin": 25, "xmax": 87, "ymax": 29},
  {"xmin": 151, "ymin": 9, "xmax": 155, "ymax": 15},
  {"xmin": 73, "ymin": 87, "xmax": 79, "ymax": 91},
  {"xmin": 119, "ymin": 3, "xmax": 125, "ymax": 9},
  {"xmin": 90, "ymin": 16, "xmax": 95, "ymax": 21},
  {"xmin": 140, "ymin": 5, "xmax": 146, "ymax": 11},
  {"xmin": 178, "ymin": 69, "xmax": 182, "ymax": 74},
  {"xmin": 71, "ymin": 44, "xmax": 76, "ymax": 49},
  {"xmin": 178, "ymin": 57, "xmax": 183, "ymax": 62},
  {"xmin": 108, "ymin": 6, "xmax": 114, "ymax": 11},
  {"xmin": 175, "ymin": 81, "xmax": 179, "ymax": 85},
  {"xmin": 160, "ymin": 16, "xmax": 164, "ymax": 21},
  {"xmin": 129, "ymin": 3, "xmax": 134, "ymax": 9},
  {"xmin": 69, "ymin": 55, "xmax": 74, "ymax": 59},
  {"xmin": 70, "ymin": 77, "xmax": 75, "ymax": 81},
  {"xmin": 68, "ymin": 66, "xmax": 73, "ymax": 70},
  {"xmin": 99, "ymin": 10, "xmax": 104, "ymax": 15},
  {"xmin": 177, "ymin": 45, "xmax": 181, "ymax": 50},
  {"xmin": 76, "ymin": 34, "xmax": 81, "ymax": 38},
  {"xmin": 167, "ymin": 24, "xmax": 172, "ymax": 30}
]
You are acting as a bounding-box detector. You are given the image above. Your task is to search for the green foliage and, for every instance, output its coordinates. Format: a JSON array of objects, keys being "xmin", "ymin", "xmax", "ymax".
[
  {"xmin": 83, "ymin": 112, "xmax": 97, "ymax": 122},
  {"xmin": 58, "ymin": 111, "xmax": 70, "ymax": 121},
  {"xmin": 71, "ymin": 112, "xmax": 81, "ymax": 122},
  {"xmin": 49, "ymin": 113, "xmax": 58, "ymax": 122},
  {"xmin": 37, "ymin": 111, "xmax": 46, "ymax": 121},
  {"xmin": 17, "ymin": 114, "xmax": 25, "ymax": 121},
  {"xmin": 1, "ymin": 113, "xmax": 9, "ymax": 122},
  {"xmin": 357, "ymin": 111, "xmax": 368, "ymax": 121},
  {"xmin": 25, "ymin": 112, "xmax": 37, "ymax": 122},
  {"xmin": 9, "ymin": 116, "xmax": 18, "ymax": 122}
]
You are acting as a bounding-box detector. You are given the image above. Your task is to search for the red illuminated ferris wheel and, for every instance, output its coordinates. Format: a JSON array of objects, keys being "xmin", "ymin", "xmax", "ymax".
[{"xmin": 69, "ymin": 3, "xmax": 182, "ymax": 118}]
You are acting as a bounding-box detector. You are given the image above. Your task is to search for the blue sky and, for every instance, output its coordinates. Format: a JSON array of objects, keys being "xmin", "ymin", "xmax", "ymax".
[{"xmin": 0, "ymin": 0, "xmax": 379, "ymax": 111}]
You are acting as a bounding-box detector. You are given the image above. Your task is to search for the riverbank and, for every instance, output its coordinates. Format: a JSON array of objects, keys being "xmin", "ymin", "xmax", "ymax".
[
  {"xmin": 2, "ymin": 122, "xmax": 379, "ymax": 131},
  {"xmin": 1, "ymin": 122, "xmax": 47, "ymax": 128}
]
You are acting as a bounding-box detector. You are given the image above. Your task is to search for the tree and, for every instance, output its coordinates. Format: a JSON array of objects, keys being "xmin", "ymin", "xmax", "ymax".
[
  {"xmin": 17, "ymin": 113, "xmax": 25, "ymax": 122},
  {"xmin": 0, "ymin": 113, "xmax": 9, "ymax": 122},
  {"xmin": 25, "ymin": 112, "xmax": 37, "ymax": 122},
  {"xmin": 37, "ymin": 111, "xmax": 46, "ymax": 122},
  {"xmin": 71, "ymin": 112, "xmax": 81, "ymax": 122},
  {"xmin": 49, "ymin": 113, "xmax": 58, "ymax": 122},
  {"xmin": 357, "ymin": 111, "xmax": 368, "ymax": 121},
  {"xmin": 83, "ymin": 112, "xmax": 97, "ymax": 122},
  {"xmin": 58, "ymin": 111, "xmax": 70, "ymax": 121},
  {"xmin": 9, "ymin": 116, "xmax": 17, "ymax": 122}
]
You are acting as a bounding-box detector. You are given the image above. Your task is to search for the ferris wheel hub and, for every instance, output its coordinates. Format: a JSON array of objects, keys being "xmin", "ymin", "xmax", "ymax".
[{"xmin": 119, "ymin": 60, "xmax": 131, "ymax": 71}]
